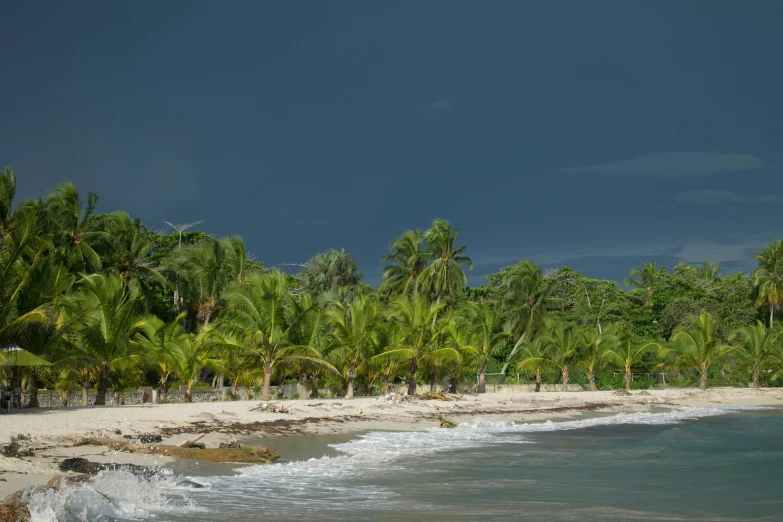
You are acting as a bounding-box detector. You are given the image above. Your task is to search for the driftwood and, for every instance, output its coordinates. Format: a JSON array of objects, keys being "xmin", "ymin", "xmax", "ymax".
[{"xmin": 175, "ymin": 433, "xmax": 205, "ymax": 448}]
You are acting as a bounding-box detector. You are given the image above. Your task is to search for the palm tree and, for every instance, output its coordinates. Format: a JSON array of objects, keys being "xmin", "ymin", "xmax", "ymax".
[
  {"xmin": 0, "ymin": 167, "xmax": 16, "ymax": 239},
  {"xmin": 418, "ymin": 219, "xmax": 473, "ymax": 320},
  {"xmin": 217, "ymin": 271, "xmax": 325, "ymax": 400},
  {"xmin": 288, "ymin": 293, "xmax": 332, "ymax": 399},
  {"xmin": 538, "ymin": 320, "xmax": 583, "ymax": 387},
  {"xmin": 498, "ymin": 260, "xmax": 559, "ymax": 373},
  {"xmin": 730, "ymin": 322, "xmax": 783, "ymax": 388},
  {"xmin": 442, "ymin": 319, "xmax": 478, "ymax": 393},
  {"xmin": 696, "ymin": 262, "xmax": 721, "ymax": 285},
  {"xmin": 515, "ymin": 337, "xmax": 552, "ymax": 392},
  {"xmin": 133, "ymin": 313, "xmax": 189, "ymax": 403},
  {"xmin": 457, "ymin": 300, "xmax": 510, "ymax": 393},
  {"xmin": 0, "ymin": 208, "xmax": 52, "ymax": 349},
  {"xmin": 172, "ymin": 335, "xmax": 210, "ymax": 402},
  {"xmin": 165, "ymin": 239, "xmax": 237, "ymax": 326},
  {"xmin": 327, "ymin": 296, "xmax": 383, "ymax": 398},
  {"xmin": 103, "ymin": 212, "xmax": 166, "ymax": 289},
  {"xmin": 601, "ymin": 327, "xmax": 657, "ymax": 391},
  {"xmin": 43, "ymin": 182, "xmax": 107, "ymax": 273},
  {"xmin": 374, "ymin": 294, "xmax": 446, "ymax": 395},
  {"xmin": 59, "ymin": 274, "xmax": 143, "ymax": 405},
  {"xmin": 298, "ymin": 249, "xmax": 362, "ymax": 298},
  {"xmin": 625, "ymin": 261, "xmax": 667, "ymax": 306},
  {"xmin": 380, "ymin": 229, "xmax": 431, "ymax": 297},
  {"xmin": 662, "ymin": 312, "xmax": 735, "ymax": 389},
  {"xmin": 752, "ymin": 239, "xmax": 783, "ymax": 327},
  {"xmin": 579, "ymin": 326, "xmax": 618, "ymax": 391}
]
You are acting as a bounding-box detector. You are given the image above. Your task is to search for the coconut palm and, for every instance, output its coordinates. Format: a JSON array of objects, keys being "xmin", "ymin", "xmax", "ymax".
[
  {"xmin": 579, "ymin": 326, "xmax": 618, "ymax": 391},
  {"xmin": 601, "ymin": 327, "xmax": 657, "ymax": 391},
  {"xmin": 538, "ymin": 320, "xmax": 583, "ymax": 387},
  {"xmin": 697, "ymin": 262, "xmax": 721, "ymax": 285},
  {"xmin": 0, "ymin": 208, "xmax": 52, "ymax": 349},
  {"xmin": 418, "ymin": 219, "xmax": 473, "ymax": 313},
  {"xmin": 662, "ymin": 312, "xmax": 735, "ymax": 389},
  {"xmin": 457, "ymin": 300, "xmax": 510, "ymax": 393},
  {"xmin": 132, "ymin": 313, "xmax": 189, "ymax": 403},
  {"xmin": 217, "ymin": 271, "xmax": 327, "ymax": 400},
  {"xmin": 515, "ymin": 337, "xmax": 552, "ymax": 392},
  {"xmin": 103, "ymin": 212, "xmax": 166, "ymax": 290},
  {"xmin": 59, "ymin": 274, "xmax": 143, "ymax": 405},
  {"xmin": 380, "ymin": 229, "xmax": 431, "ymax": 297},
  {"xmin": 625, "ymin": 261, "xmax": 667, "ymax": 306},
  {"xmin": 752, "ymin": 239, "xmax": 783, "ymax": 327},
  {"xmin": 373, "ymin": 294, "xmax": 446, "ymax": 395},
  {"xmin": 327, "ymin": 296, "xmax": 383, "ymax": 398},
  {"xmin": 498, "ymin": 260, "xmax": 559, "ymax": 373},
  {"xmin": 730, "ymin": 321, "xmax": 783, "ymax": 388},
  {"xmin": 43, "ymin": 182, "xmax": 107, "ymax": 273},
  {"xmin": 165, "ymin": 239, "xmax": 237, "ymax": 326},
  {"xmin": 441, "ymin": 319, "xmax": 478, "ymax": 393},
  {"xmin": 172, "ymin": 335, "xmax": 210, "ymax": 402},
  {"xmin": 288, "ymin": 293, "xmax": 333, "ymax": 399},
  {"xmin": 0, "ymin": 167, "xmax": 16, "ymax": 239}
]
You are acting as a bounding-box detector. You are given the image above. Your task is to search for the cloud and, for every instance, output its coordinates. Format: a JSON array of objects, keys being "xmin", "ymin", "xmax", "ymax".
[
  {"xmin": 420, "ymin": 96, "xmax": 454, "ymax": 112},
  {"xmin": 562, "ymin": 151, "xmax": 768, "ymax": 176},
  {"xmin": 672, "ymin": 189, "xmax": 783, "ymax": 205}
]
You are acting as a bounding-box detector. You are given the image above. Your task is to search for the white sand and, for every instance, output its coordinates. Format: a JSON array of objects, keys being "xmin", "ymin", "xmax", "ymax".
[{"xmin": 2, "ymin": 387, "xmax": 782, "ymax": 498}]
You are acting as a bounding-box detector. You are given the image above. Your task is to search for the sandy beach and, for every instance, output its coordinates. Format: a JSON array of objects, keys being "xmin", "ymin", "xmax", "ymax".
[{"xmin": 2, "ymin": 387, "xmax": 783, "ymax": 500}]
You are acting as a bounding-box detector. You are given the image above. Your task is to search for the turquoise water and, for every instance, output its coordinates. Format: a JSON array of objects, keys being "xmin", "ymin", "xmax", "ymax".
[{"xmin": 29, "ymin": 407, "xmax": 783, "ymax": 521}]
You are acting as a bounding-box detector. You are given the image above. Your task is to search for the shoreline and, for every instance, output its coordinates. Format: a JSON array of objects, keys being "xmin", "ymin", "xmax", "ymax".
[{"xmin": 2, "ymin": 387, "xmax": 783, "ymax": 499}]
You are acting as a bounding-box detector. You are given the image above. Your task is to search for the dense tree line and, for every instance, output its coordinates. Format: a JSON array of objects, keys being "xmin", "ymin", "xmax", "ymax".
[{"xmin": 2, "ymin": 167, "xmax": 783, "ymax": 407}]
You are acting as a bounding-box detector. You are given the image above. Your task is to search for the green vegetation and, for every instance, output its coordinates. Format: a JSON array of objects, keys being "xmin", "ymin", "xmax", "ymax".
[{"xmin": 2, "ymin": 168, "xmax": 783, "ymax": 404}]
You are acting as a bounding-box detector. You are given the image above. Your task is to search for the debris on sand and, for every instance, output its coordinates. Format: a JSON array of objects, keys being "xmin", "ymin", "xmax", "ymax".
[
  {"xmin": 438, "ymin": 415, "xmax": 458, "ymax": 428},
  {"xmin": 419, "ymin": 393, "xmax": 463, "ymax": 401}
]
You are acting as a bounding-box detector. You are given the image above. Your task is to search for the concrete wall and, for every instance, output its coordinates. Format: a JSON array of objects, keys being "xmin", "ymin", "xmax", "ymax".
[
  {"xmin": 394, "ymin": 383, "xmax": 584, "ymax": 395},
  {"xmin": 19, "ymin": 385, "xmax": 317, "ymax": 408}
]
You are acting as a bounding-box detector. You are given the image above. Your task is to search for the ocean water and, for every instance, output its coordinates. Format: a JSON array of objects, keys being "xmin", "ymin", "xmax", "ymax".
[{"xmin": 28, "ymin": 406, "xmax": 783, "ymax": 521}]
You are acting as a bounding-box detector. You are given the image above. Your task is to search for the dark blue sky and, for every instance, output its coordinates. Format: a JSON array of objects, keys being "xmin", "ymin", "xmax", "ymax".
[{"xmin": 2, "ymin": 1, "xmax": 781, "ymax": 285}]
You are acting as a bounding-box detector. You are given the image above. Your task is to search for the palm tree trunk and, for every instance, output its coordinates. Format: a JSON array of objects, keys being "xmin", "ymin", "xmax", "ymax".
[
  {"xmin": 449, "ymin": 373, "xmax": 458, "ymax": 393},
  {"xmin": 477, "ymin": 363, "xmax": 486, "ymax": 393},
  {"xmin": 113, "ymin": 390, "xmax": 120, "ymax": 405},
  {"xmin": 160, "ymin": 380, "xmax": 168, "ymax": 404},
  {"xmin": 262, "ymin": 370, "xmax": 272, "ymax": 401},
  {"xmin": 81, "ymin": 377, "xmax": 89, "ymax": 406},
  {"xmin": 500, "ymin": 333, "xmax": 526, "ymax": 375},
  {"xmin": 561, "ymin": 367, "xmax": 569, "ymax": 389},
  {"xmin": 752, "ymin": 367, "xmax": 760, "ymax": 389},
  {"xmin": 230, "ymin": 380, "xmax": 237, "ymax": 400},
  {"xmin": 185, "ymin": 384, "xmax": 193, "ymax": 403},
  {"xmin": 311, "ymin": 373, "xmax": 319, "ymax": 399},
  {"xmin": 407, "ymin": 358, "xmax": 418, "ymax": 395},
  {"xmin": 121, "ymin": 392, "xmax": 126, "ymax": 405},
  {"xmin": 94, "ymin": 370, "xmax": 109, "ymax": 406},
  {"xmin": 429, "ymin": 372, "xmax": 438, "ymax": 393},
  {"xmin": 624, "ymin": 369, "xmax": 631, "ymax": 391},
  {"xmin": 346, "ymin": 371, "xmax": 355, "ymax": 399},
  {"xmin": 28, "ymin": 373, "xmax": 39, "ymax": 408},
  {"xmin": 535, "ymin": 371, "xmax": 541, "ymax": 392},
  {"xmin": 431, "ymin": 294, "xmax": 441, "ymax": 327},
  {"xmin": 381, "ymin": 378, "xmax": 389, "ymax": 395},
  {"xmin": 588, "ymin": 368, "xmax": 596, "ymax": 392},
  {"xmin": 700, "ymin": 368, "xmax": 708, "ymax": 390},
  {"xmin": 770, "ymin": 302, "xmax": 775, "ymax": 328}
]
